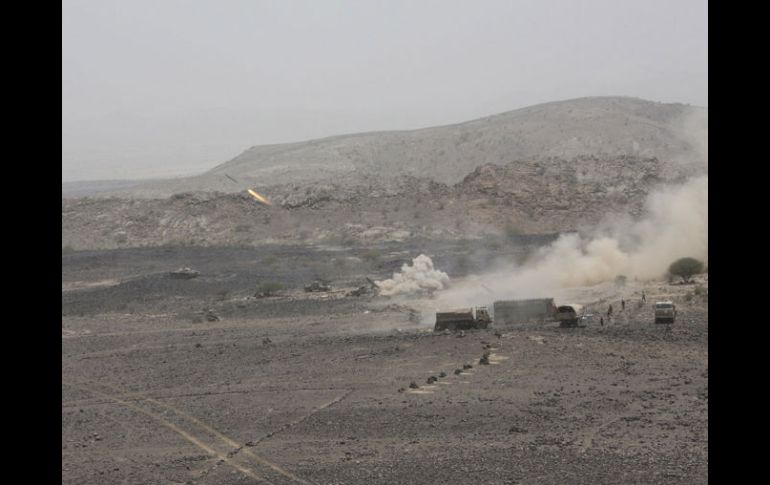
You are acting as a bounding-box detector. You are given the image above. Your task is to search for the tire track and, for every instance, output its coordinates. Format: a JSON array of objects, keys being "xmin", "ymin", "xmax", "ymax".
[
  {"xmin": 248, "ymin": 389, "xmax": 354, "ymax": 449},
  {"xmin": 63, "ymin": 380, "xmax": 269, "ymax": 483},
  {"xmin": 63, "ymin": 379, "xmax": 314, "ymax": 484}
]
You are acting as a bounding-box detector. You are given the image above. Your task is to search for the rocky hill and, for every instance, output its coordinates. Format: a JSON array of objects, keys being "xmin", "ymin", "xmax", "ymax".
[
  {"xmin": 63, "ymin": 155, "xmax": 683, "ymax": 250},
  {"xmin": 62, "ymin": 96, "xmax": 707, "ymax": 249},
  {"xmin": 97, "ymin": 96, "xmax": 706, "ymax": 198}
]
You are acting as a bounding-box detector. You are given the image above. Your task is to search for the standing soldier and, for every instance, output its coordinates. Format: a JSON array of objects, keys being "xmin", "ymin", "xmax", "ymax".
[
  {"xmin": 621, "ymin": 299, "xmax": 625, "ymax": 311},
  {"xmin": 642, "ymin": 291, "xmax": 646, "ymax": 303},
  {"xmin": 607, "ymin": 304, "xmax": 613, "ymax": 321},
  {"xmin": 600, "ymin": 316, "xmax": 604, "ymax": 326}
]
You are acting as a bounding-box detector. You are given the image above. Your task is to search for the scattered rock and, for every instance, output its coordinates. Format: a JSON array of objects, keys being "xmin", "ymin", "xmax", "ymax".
[
  {"xmin": 439, "ymin": 371, "xmax": 447, "ymax": 378},
  {"xmin": 409, "ymin": 382, "xmax": 419, "ymax": 389}
]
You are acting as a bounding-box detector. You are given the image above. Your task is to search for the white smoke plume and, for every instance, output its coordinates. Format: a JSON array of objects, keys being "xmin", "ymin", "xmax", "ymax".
[
  {"xmin": 376, "ymin": 254, "xmax": 450, "ymax": 296},
  {"xmin": 433, "ymin": 174, "xmax": 707, "ymax": 308}
]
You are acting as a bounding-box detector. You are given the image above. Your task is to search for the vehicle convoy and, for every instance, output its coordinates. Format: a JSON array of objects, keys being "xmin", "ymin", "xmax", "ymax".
[
  {"xmin": 554, "ymin": 304, "xmax": 585, "ymax": 327},
  {"xmin": 654, "ymin": 301, "xmax": 677, "ymax": 324},
  {"xmin": 434, "ymin": 307, "xmax": 491, "ymax": 331}
]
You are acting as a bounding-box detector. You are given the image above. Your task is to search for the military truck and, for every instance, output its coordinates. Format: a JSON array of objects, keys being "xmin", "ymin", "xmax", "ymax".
[
  {"xmin": 554, "ymin": 304, "xmax": 584, "ymax": 327},
  {"xmin": 167, "ymin": 267, "xmax": 200, "ymax": 279},
  {"xmin": 654, "ymin": 301, "xmax": 677, "ymax": 324},
  {"xmin": 434, "ymin": 307, "xmax": 491, "ymax": 331},
  {"xmin": 304, "ymin": 280, "xmax": 331, "ymax": 292},
  {"xmin": 493, "ymin": 298, "xmax": 556, "ymax": 326}
]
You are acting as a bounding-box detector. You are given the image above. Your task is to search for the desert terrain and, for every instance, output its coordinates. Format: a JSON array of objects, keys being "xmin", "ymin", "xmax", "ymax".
[
  {"xmin": 62, "ymin": 242, "xmax": 707, "ymax": 485},
  {"xmin": 63, "ymin": 97, "xmax": 707, "ymax": 484}
]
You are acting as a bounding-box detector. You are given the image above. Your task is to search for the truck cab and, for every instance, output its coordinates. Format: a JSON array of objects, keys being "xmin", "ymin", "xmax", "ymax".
[
  {"xmin": 434, "ymin": 306, "xmax": 490, "ymax": 331},
  {"xmin": 555, "ymin": 304, "xmax": 584, "ymax": 327},
  {"xmin": 654, "ymin": 301, "xmax": 677, "ymax": 324}
]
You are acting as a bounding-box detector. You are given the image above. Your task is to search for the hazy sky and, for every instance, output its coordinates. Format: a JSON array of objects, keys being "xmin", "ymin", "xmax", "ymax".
[{"xmin": 62, "ymin": 0, "xmax": 708, "ymax": 182}]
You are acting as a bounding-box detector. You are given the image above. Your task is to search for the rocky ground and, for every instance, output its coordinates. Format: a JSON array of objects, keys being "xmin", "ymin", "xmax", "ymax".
[
  {"xmin": 62, "ymin": 244, "xmax": 708, "ymax": 484},
  {"xmin": 62, "ymin": 154, "xmax": 688, "ymax": 251}
]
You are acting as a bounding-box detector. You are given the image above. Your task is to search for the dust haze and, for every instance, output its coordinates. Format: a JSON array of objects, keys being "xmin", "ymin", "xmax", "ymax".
[
  {"xmin": 418, "ymin": 108, "xmax": 708, "ymax": 311},
  {"xmin": 424, "ymin": 174, "xmax": 706, "ymax": 310}
]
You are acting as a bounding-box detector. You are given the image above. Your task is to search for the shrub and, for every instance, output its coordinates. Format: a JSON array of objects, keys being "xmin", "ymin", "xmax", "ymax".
[
  {"xmin": 361, "ymin": 250, "xmax": 381, "ymax": 263},
  {"xmin": 329, "ymin": 234, "xmax": 356, "ymax": 247},
  {"xmin": 615, "ymin": 275, "xmax": 627, "ymax": 287},
  {"xmin": 485, "ymin": 239, "xmax": 502, "ymax": 251},
  {"xmin": 455, "ymin": 254, "xmax": 470, "ymax": 273},
  {"xmin": 504, "ymin": 224, "xmax": 523, "ymax": 240},
  {"xmin": 668, "ymin": 257, "xmax": 705, "ymax": 283},
  {"xmin": 257, "ymin": 282, "xmax": 283, "ymax": 296}
]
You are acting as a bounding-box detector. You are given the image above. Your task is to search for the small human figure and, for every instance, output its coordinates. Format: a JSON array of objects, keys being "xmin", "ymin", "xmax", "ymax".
[
  {"xmin": 641, "ymin": 291, "xmax": 646, "ymax": 303},
  {"xmin": 600, "ymin": 316, "xmax": 604, "ymax": 326},
  {"xmin": 607, "ymin": 304, "xmax": 613, "ymax": 317},
  {"xmin": 621, "ymin": 299, "xmax": 625, "ymax": 311}
]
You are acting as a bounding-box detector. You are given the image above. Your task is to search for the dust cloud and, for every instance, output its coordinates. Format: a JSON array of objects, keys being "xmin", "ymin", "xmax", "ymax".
[
  {"xmin": 432, "ymin": 173, "xmax": 707, "ymax": 308},
  {"xmin": 376, "ymin": 254, "xmax": 450, "ymax": 297},
  {"xmin": 380, "ymin": 109, "xmax": 707, "ymax": 313}
]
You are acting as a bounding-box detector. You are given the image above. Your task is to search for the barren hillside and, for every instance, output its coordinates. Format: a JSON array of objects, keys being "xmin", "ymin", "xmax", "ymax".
[
  {"xmin": 63, "ymin": 155, "xmax": 678, "ymax": 250},
  {"xmin": 97, "ymin": 97, "xmax": 706, "ymax": 198}
]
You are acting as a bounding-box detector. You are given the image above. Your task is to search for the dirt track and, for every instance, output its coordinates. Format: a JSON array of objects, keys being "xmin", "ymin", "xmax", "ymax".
[{"xmin": 62, "ymin": 246, "xmax": 708, "ymax": 484}]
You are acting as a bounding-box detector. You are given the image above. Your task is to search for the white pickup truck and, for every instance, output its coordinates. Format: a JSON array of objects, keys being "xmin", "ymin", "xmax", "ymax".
[{"xmin": 654, "ymin": 301, "xmax": 677, "ymax": 324}]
